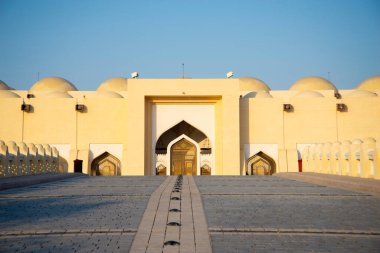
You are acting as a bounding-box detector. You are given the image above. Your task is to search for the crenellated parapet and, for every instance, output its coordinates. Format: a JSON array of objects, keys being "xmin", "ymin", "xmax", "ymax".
[
  {"xmin": 302, "ymin": 138, "xmax": 379, "ymax": 179},
  {"xmin": 0, "ymin": 140, "xmax": 61, "ymax": 177}
]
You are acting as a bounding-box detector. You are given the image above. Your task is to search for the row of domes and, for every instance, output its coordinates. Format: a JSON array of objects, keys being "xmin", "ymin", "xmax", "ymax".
[{"xmin": 1, "ymin": 76, "xmax": 380, "ymax": 96}]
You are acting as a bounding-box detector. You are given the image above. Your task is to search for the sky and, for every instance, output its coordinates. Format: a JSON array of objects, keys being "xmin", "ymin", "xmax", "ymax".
[{"xmin": 0, "ymin": 0, "xmax": 379, "ymax": 91}]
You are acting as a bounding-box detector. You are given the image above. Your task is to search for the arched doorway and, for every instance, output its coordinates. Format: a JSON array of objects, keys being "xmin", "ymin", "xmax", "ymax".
[
  {"xmin": 170, "ymin": 138, "xmax": 197, "ymax": 175},
  {"xmin": 247, "ymin": 152, "xmax": 276, "ymax": 175},
  {"xmin": 91, "ymin": 152, "xmax": 121, "ymax": 176},
  {"xmin": 58, "ymin": 157, "xmax": 68, "ymax": 173}
]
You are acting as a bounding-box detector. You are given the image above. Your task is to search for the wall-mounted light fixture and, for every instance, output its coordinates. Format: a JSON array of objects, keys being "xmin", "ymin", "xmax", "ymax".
[
  {"xmin": 75, "ymin": 104, "xmax": 86, "ymax": 112},
  {"xmin": 21, "ymin": 103, "xmax": 32, "ymax": 112},
  {"xmin": 283, "ymin": 104, "xmax": 293, "ymax": 112},
  {"xmin": 336, "ymin": 103, "xmax": 347, "ymax": 112},
  {"xmin": 27, "ymin": 94, "xmax": 34, "ymax": 98},
  {"xmin": 334, "ymin": 93, "xmax": 342, "ymax": 99}
]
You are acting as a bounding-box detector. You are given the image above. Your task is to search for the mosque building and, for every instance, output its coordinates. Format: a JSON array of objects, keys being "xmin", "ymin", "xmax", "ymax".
[{"xmin": 0, "ymin": 75, "xmax": 379, "ymax": 179}]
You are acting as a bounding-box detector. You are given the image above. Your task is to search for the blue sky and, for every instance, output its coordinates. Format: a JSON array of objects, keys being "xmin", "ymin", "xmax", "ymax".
[{"xmin": 0, "ymin": 0, "xmax": 379, "ymax": 90}]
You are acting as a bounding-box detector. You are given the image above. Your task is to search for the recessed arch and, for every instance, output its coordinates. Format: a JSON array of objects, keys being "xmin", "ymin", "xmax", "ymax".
[
  {"xmin": 165, "ymin": 134, "xmax": 201, "ymax": 175},
  {"xmin": 201, "ymin": 164, "xmax": 211, "ymax": 175},
  {"xmin": 247, "ymin": 151, "xmax": 276, "ymax": 175},
  {"xmin": 156, "ymin": 164, "xmax": 167, "ymax": 176},
  {"xmin": 156, "ymin": 120, "xmax": 211, "ymax": 154},
  {"xmin": 58, "ymin": 156, "xmax": 68, "ymax": 173},
  {"xmin": 91, "ymin": 152, "xmax": 121, "ymax": 176}
]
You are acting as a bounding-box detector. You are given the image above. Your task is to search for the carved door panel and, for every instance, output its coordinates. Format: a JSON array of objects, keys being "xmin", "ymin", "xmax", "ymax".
[
  {"xmin": 184, "ymin": 161, "xmax": 194, "ymax": 175},
  {"xmin": 172, "ymin": 160, "xmax": 183, "ymax": 176},
  {"xmin": 171, "ymin": 138, "xmax": 197, "ymax": 175}
]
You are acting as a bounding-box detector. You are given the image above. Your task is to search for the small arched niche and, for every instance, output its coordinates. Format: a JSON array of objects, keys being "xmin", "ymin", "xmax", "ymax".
[
  {"xmin": 156, "ymin": 164, "xmax": 167, "ymax": 176},
  {"xmin": 247, "ymin": 151, "xmax": 276, "ymax": 176},
  {"xmin": 91, "ymin": 152, "xmax": 121, "ymax": 176},
  {"xmin": 59, "ymin": 156, "xmax": 68, "ymax": 173},
  {"xmin": 201, "ymin": 164, "xmax": 211, "ymax": 175}
]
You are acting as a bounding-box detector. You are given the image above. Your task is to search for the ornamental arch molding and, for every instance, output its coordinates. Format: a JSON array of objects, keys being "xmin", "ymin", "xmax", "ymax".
[
  {"xmin": 91, "ymin": 152, "xmax": 121, "ymax": 176},
  {"xmin": 247, "ymin": 151, "xmax": 276, "ymax": 176},
  {"xmin": 155, "ymin": 120, "xmax": 211, "ymax": 154}
]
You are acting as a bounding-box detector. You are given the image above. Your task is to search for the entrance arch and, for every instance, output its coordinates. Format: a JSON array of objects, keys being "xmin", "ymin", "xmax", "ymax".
[
  {"xmin": 91, "ymin": 152, "xmax": 121, "ymax": 176},
  {"xmin": 155, "ymin": 120, "xmax": 211, "ymax": 154},
  {"xmin": 170, "ymin": 138, "xmax": 197, "ymax": 175},
  {"xmin": 247, "ymin": 151, "xmax": 276, "ymax": 175}
]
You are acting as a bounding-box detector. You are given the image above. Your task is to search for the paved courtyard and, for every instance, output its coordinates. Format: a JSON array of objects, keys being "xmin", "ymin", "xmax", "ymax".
[
  {"xmin": 195, "ymin": 176, "xmax": 380, "ymax": 253},
  {"xmin": 0, "ymin": 174, "xmax": 379, "ymax": 252},
  {"xmin": 0, "ymin": 176, "xmax": 165, "ymax": 252}
]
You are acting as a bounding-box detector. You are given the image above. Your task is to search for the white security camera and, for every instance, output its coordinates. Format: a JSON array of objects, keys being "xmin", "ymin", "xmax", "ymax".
[{"xmin": 131, "ymin": 72, "xmax": 139, "ymax": 79}]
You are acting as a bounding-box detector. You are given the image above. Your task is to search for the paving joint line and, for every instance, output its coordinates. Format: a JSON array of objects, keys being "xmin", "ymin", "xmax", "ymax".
[
  {"xmin": 208, "ymin": 228, "xmax": 380, "ymax": 236},
  {"xmin": 200, "ymin": 193, "xmax": 370, "ymax": 197},
  {"xmin": 0, "ymin": 229, "xmax": 138, "ymax": 236},
  {"xmin": 0, "ymin": 194, "xmax": 153, "ymax": 198}
]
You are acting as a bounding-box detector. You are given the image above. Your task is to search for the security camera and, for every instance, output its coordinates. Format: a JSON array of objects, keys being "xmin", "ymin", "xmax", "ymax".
[
  {"xmin": 226, "ymin": 72, "xmax": 234, "ymax": 78},
  {"xmin": 131, "ymin": 72, "xmax": 139, "ymax": 79}
]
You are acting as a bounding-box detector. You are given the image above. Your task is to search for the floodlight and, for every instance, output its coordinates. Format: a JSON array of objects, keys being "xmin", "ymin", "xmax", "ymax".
[
  {"xmin": 131, "ymin": 72, "xmax": 139, "ymax": 79},
  {"xmin": 226, "ymin": 72, "xmax": 234, "ymax": 78}
]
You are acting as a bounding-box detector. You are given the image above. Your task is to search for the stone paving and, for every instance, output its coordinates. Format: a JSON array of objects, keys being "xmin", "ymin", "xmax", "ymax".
[
  {"xmin": 195, "ymin": 176, "xmax": 380, "ymax": 253},
  {"xmin": 1, "ymin": 174, "xmax": 380, "ymax": 252},
  {"xmin": 130, "ymin": 176, "xmax": 211, "ymax": 253},
  {"xmin": 0, "ymin": 176, "xmax": 165, "ymax": 252}
]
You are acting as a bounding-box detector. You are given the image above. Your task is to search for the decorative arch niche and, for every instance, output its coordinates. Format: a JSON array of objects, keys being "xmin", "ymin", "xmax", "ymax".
[
  {"xmin": 247, "ymin": 151, "xmax": 276, "ymax": 175},
  {"xmin": 155, "ymin": 120, "xmax": 211, "ymax": 154},
  {"xmin": 58, "ymin": 156, "xmax": 68, "ymax": 173},
  {"xmin": 91, "ymin": 152, "xmax": 121, "ymax": 176}
]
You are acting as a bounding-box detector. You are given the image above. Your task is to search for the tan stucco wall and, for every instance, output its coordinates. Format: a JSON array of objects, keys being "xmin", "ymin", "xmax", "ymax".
[
  {"xmin": 0, "ymin": 99, "xmax": 23, "ymax": 142},
  {"xmin": 0, "ymin": 78, "xmax": 379, "ymax": 177},
  {"xmin": 125, "ymin": 79, "xmax": 240, "ymax": 175}
]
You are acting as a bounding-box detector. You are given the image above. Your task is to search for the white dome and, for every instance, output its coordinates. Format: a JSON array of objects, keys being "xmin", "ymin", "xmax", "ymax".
[
  {"xmin": 239, "ymin": 77, "xmax": 270, "ymax": 91},
  {"xmin": 30, "ymin": 77, "xmax": 77, "ymax": 92},
  {"xmin": 290, "ymin": 76, "xmax": 337, "ymax": 91},
  {"xmin": 97, "ymin": 77, "xmax": 128, "ymax": 92},
  {"xmin": 356, "ymin": 75, "xmax": 380, "ymax": 91}
]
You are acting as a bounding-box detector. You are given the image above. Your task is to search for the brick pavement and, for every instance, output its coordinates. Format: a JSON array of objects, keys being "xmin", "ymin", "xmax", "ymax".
[
  {"xmin": 0, "ymin": 173, "xmax": 83, "ymax": 191},
  {"xmin": 0, "ymin": 176, "xmax": 165, "ymax": 252},
  {"xmin": 276, "ymin": 172, "xmax": 380, "ymax": 196},
  {"xmin": 1, "ymin": 174, "xmax": 379, "ymax": 252},
  {"xmin": 195, "ymin": 176, "xmax": 380, "ymax": 253}
]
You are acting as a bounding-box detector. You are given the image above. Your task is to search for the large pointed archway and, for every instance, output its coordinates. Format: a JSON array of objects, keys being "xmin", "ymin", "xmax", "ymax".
[
  {"xmin": 155, "ymin": 120, "xmax": 211, "ymax": 154},
  {"xmin": 247, "ymin": 151, "xmax": 276, "ymax": 175},
  {"xmin": 155, "ymin": 120, "xmax": 212, "ymax": 175}
]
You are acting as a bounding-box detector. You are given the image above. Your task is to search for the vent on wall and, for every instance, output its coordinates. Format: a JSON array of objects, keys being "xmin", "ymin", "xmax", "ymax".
[
  {"xmin": 283, "ymin": 104, "xmax": 293, "ymax": 112},
  {"xmin": 21, "ymin": 104, "xmax": 32, "ymax": 112},
  {"xmin": 75, "ymin": 104, "xmax": 86, "ymax": 112}
]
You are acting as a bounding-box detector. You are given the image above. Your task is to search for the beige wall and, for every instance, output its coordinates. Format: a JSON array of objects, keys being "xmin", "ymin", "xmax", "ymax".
[
  {"xmin": 1, "ymin": 78, "xmax": 379, "ymax": 177},
  {"xmin": 0, "ymin": 99, "xmax": 23, "ymax": 142},
  {"xmin": 337, "ymin": 97, "xmax": 380, "ymax": 141},
  {"xmin": 125, "ymin": 78, "xmax": 240, "ymax": 175}
]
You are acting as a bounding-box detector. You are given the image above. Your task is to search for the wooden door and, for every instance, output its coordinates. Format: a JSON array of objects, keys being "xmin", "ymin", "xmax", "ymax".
[{"xmin": 171, "ymin": 138, "xmax": 197, "ymax": 175}]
